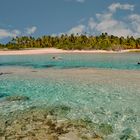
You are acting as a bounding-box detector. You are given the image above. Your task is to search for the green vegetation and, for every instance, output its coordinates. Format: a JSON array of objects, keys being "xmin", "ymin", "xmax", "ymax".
[
  {"xmin": 0, "ymin": 43, "xmax": 5, "ymax": 49},
  {"xmin": 1, "ymin": 33, "xmax": 140, "ymax": 50}
]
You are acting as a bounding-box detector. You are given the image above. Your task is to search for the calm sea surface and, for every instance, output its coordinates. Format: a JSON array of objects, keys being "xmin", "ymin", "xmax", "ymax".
[{"xmin": 0, "ymin": 53, "xmax": 140, "ymax": 139}]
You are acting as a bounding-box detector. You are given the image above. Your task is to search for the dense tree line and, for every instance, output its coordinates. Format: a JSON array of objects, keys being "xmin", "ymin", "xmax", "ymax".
[{"xmin": 1, "ymin": 33, "xmax": 140, "ymax": 50}]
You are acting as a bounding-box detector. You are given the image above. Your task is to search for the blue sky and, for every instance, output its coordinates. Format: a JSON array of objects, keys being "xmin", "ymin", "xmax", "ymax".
[{"xmin": 0, "ymin": 0, "xmax": 140, "ymax": 43}]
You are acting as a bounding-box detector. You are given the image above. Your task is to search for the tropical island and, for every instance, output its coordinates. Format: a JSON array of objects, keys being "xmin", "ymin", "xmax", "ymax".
[
  {"xmin": 1, "ymin": 0, "xmax": 140, "ymax": 139},
  {"xmin": 0, "ymin": 34, "xmax": 140, "ymax": 140},
  {"xmin": 0, "ymin": 33, "xmax": 140, "ymax": 51}
]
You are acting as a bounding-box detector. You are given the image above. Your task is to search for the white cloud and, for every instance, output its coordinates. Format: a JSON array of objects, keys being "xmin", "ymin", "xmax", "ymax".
[
  {"xmin": 129, "ymin": 14, "xmax": 140, "ymax": 35},
  {"xmin": 0, "ymin": 29, "xmax": 21, "ymax": 39},
  {"xmin": 12, "ymin": 29, "xmax": 21, "ymax": 35},
  {"xmin": 0, "ymin": 26, "xmax": 37, "ymax": 40},
  {"xmin": 129, "ymin": 14, "xmax": 140, "ymax": 22},
  {"xmin": 96, "ymin": 13, "xmax": 113, "ymax": 21},
  {"xmin": 108, "ymin": 3, "xmax": 134, "ymax": 13},
  {"xmin": 94, "ymin": 12, "xmax": 133, "ymax": 37},
  {"xmin": 25, "ymin": 26, "xmax": 37, "ymax": 35},
  {"xmin": 65, "ymin": 2, "xmax": 140, "ymax": 38},
  {"xmin": 88, "ymin": 17, "xmax": 97, "ymax": 30},
  {"xmin": 68, "ymin": 24, "xmax": 86, "ymax": 35},
  {"xmin": 96, "ymin": 20, "xmax": 133, "ymax": 37}
]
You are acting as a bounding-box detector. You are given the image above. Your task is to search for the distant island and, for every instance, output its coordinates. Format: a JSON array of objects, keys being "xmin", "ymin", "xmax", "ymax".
[{"xmin": 0, "ymin": 33, "xmax": 140, "ymax": 51}]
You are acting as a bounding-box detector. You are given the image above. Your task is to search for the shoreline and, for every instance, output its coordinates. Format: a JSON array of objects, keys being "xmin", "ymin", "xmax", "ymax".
[{"xmin": 0, "ymin": 48, "xmax": 140, "ymax": 55}]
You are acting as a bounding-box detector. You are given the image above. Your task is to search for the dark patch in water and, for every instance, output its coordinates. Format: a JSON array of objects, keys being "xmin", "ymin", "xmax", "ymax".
[
  {"xmin": 0, "ymin": 72, "xmax": 12, "ymax": 76},
  {"xmin": 0, "ymin": 62, "xmax": 31, "ymax": 67},
  {"xmin": 120, "ymin": 128, "xmax": 136, "ymax": 140},
  {"xmin": 0, "ymin": 93, "xmax": 8, "ymax": 98},
  {"xmin": 31, "ymin": 70, "xmax": 38, "ymax": 72},
  {"xmin": 41, "ymin": 64, "xmax": 56, "ymax": 68},
  {"xmin": 57, "ymin": 66, "xmax": 83, "ymax": 69},
  {"xmin": 32, "ymin": 64, "xmax": 57, "ymax": 68}
]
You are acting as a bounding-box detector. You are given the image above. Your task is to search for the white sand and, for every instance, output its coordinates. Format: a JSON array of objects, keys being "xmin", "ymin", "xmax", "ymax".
[{"xmin": 0, "ymin": 48, "xmax": 139, "ymax": 55}]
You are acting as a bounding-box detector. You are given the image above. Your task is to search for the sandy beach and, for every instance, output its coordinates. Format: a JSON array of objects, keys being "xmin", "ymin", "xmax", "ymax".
[{"xmin": 0, "ymin": 48, "xmax": 140, "ymax": 55}]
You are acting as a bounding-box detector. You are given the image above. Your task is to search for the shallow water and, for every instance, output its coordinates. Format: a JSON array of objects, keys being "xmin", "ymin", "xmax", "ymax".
[
  {"xmin": 0, "ymin": 53, "xmax": 140, "ymax": 139},
  {"xmin": 0, "ymin": 53, "xmax": 140, "ymax": 70}
]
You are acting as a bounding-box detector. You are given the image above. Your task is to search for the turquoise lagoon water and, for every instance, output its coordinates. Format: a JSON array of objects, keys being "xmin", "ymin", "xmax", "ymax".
[
  {"xmin": 0, "ymin": 53, "xmax": 140, "ymax": 70},
  {"xmin": 0, "ymin": 53, "xmax": 140, "ymax": 139}
]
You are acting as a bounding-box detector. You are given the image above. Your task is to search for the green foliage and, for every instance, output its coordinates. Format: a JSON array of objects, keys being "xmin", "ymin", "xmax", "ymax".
[
  {"xmin": 0, "ymin": 33, "xmax": 140, "ymax": 50},
  {"xmin": 0, "ymin": 43, "xmax": 5, "ymax": 49}
]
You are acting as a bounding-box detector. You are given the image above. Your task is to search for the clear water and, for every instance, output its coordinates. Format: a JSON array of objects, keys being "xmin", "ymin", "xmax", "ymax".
[
  {"xmin": 0, "ymin": 53, "xmax": 140, "ymax": 139},
  {"xmin": 0, "ymin": 53, "xmax": 140, "ymax": 70}
]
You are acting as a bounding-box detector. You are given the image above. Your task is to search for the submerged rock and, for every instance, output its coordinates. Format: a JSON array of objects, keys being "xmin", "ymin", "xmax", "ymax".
[
  {"xmin": 70, "ymin": 117, "xmax": 94, "ymax": 129},
  {"xmin": 59, "ymin": 132, "xmax": 81, "ymax": 140},
  {"xmin": 99, "ymin": 123, "xmax": 113, "ymax": 136},
  {"xmin": 0, "ymin": 107, "xmax": 102, "ymax": 140},
  {"xmin": 120, "ymin": 128, "xmax": 136, "ymax": 140},
  {"xmin": 48, "ymin": 105, "xmax": 71, "ymax": 116},
  {"xmin": 6, "ymin": 95, "xmax": 29, "ymax": 102}
]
